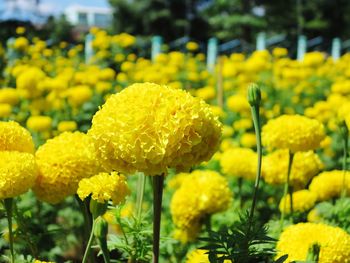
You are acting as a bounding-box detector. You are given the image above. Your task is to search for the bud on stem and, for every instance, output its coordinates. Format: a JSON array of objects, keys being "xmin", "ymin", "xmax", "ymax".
[{"xmin": 247, "ymin": 83, "xmax": 261, "ymax": 107}]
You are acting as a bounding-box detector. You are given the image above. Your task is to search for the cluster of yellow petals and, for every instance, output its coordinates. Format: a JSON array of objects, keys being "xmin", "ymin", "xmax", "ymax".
[
  {"xmin": 276, "ymin": 223, "xmax": 350, "ymax": 263},
  {"xmin": 0, "ymin": 121, "xmax": 35, "ymax": 153},
  {"xmin": 220, "ymin": 147, "xmax": 257, "ymax": 180},
  {"xmin": 77, "ymin": 172, "xmax": 130, "ymax": 205},
  {"xmin": 279, "ymin": 190, "xmax": 317, "ymax": 214},
  {"xmin": 88, "ymin": 83, "xmax": 222, "ymax": 175},
  {"xmin": 309, "ymin": 170, "xmax": 350, "ymax": 201},
  {"xmin": 262, "ymin": 150, "xmax": 323, "ymax": 188},
  {"xmin": 170, "ymin": 170, "xmax": 232, "ymax": 241},
  {"xmin": 34, "ymin": 132, "xmax": 100, "ymax": 204},
  {"xmin": 0, "ymin": 121, "xmax": 37, "ymax": 199},
  {"xmin": 262, "ymin": 114, "xmax": 325, "ymax": 153}
]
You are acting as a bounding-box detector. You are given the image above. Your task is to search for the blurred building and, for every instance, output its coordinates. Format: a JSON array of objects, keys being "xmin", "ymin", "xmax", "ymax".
[
  {"xmin": 64, "ymin": 5, "xmax": 112, "ymax": 29},
  {"xmin": 0, "ymin": 0, "xmax": 47, "ymax": 24}
]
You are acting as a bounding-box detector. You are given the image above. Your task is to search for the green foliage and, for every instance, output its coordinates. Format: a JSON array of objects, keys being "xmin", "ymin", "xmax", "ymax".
[
  {"xmin": 108, "ymin": 209, "xmax": 153, "ymax": 262},
  {"xmin": 314, "ymin": 197, "xmax": 350, "ymax": 233},
  {"xmin": 199, "ymin": 212, "xmax": 286, "ymax": 263}
]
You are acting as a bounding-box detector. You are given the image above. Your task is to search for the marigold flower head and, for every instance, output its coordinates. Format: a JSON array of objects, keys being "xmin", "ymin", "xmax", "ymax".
[
  {"xmin": 170, "ymin": 170, "xmax": 231, "ymax": 237},
  {"xmin": 0, "ymin": 121, "xmax": 35, "ymax": 153},
  {"xmin": 262, "ymin": 115, "xmax": 325, "ymax": 153},
  {"xmin": 77, "ymin": 172, "xmax": 130, "ymax": 205},
  {"xmin": 279, "ymin": 190, "xmax": 317, "ymax": 214},
  {"xmin": 185, "ymin": 249, "xmax": 230, "ymax": 263},
  {"xmin": 0, "ymin": 103, "xmax": 12, "ymax": 118},
  {"xmin": 276, "ymin": 223, "xmax": 350, "ymax": 263},
  {"xmin": 0, "ymin": 151, "xmax": 37, "ymax": 199},
  {"xmin": 57, "ymin": 121, "xmax": 78, "ymax": 132},
  {"xmin": 26, "ymin": 116, "xmax": 52, "ymax": 132},
  {"xmin": 220, "ymin": 147, "xmax": 257, "ymax": 180},
  {"xmin": 263, "ymin": 150, "xmax": 323, "ymax": 188},
  {"xmin": 309, "ymin": 170, "xmax": 350, "ymax": 201},
  {"xmin": 16, "ymin": 67, "xmax": 45, "ymax": 99},
  {"xmin": 34, "ymin": 132, "xmax": 101, "ymax": 204},
  {"xmin": 0, "ymin": 88, "xmax": 20, "ymax": 105},
  {"xmin": 226, "ymin": 94, "xmax": 250, "ymax": 115},
  {"xmin": 88, "ymin": 83, "xmax": 222, "ymax": 175}
]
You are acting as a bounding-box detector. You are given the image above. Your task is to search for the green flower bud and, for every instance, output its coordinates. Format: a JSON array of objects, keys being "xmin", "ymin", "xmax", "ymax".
[
  {"xmin": 89, "ymin": 199, "xmax": 108, "ymax": 219},
  {"xmin": 94, "ymin": 216, "xmax": 108, "ymax": 240},
  {"xmin": 247, "ymin": 83, "xmax": 261, "ymax": 107}
]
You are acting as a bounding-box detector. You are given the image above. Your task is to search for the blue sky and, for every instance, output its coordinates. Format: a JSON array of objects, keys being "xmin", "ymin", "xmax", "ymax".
[{"xmin": 0, "ymin": 0, "xmax": 110, "ymax": 15}]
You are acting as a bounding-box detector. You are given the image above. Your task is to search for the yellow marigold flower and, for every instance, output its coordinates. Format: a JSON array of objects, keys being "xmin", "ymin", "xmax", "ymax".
[
  {"xmin": 16, "ymin": 26, "xmax": 26, "ymax": 34},
  {"xmin": 88, "ymin": 83, "xmax": 222, "ymax": 175},
  {"xmin": 186, "ymin": 249, "xmax": 209, "ymax": 263},
  {"xmin": 170, "ymin": 170, "xmax": 231, "ymax": 231},
  {"xmin": 273, "ymin": 47, "xmax": 288, "ymax": 57},
  {"xmin": 262, "ymin": 115, "xmax": 325, "ymax": 153},
  {"xmin": 34, "ymin": 260, "xmax": 55, "ymax": 263},
  {"xmin": 226, "ymin": 94, "xmax": 250, "ymax": 115},
  {"xmin": 0, "ymin": 121, "xmax": 35, "ymax": 153},
  {"xmin": 16, "ymin": 67, "xmax": 46, "ymax": 99},
  {"xmin": 0, "ymin": 88, "xmax": 20, "ymax": 105},
  {"xmin": 195, "ymin": 86, "xmax": 216, "ymax": 101},
  {"xmin": 276, "ymin": 223, "xmax": 350, "ymax": 263},
  {"xmin": 65, "ymin": 85, "xmax": 93, "ymax": 107},
  {"xmin": 77, "ymin": 172, "xmax": 130, "ymax": 205},
  {"xmin": 222, "ymin": 125, "xmax": 234, "ymax": 138},
  {"xmin": 174, "ymin": 222, "xmax": 201, "ymax": 244},
  {"xmin": 186, "ymin": 249, "xmax": 230, "ymax": 263},
  {"xmin": 233, "ymin": 118, "xmax": 252, "ymax": 131},
  {"xmin": 186, "ymin": 41, "xmax": 199, "ymax": 51},
  {"xmin": 167, "ymin": 173, "xmax": 188, "ymax": 190},
  {"xmin": 309, "ymin": 170, "xmax": 350, "ymax": 201},
  {"xmin": 240, "ymin": 133, "xmax": 256, "ymax": 148},
  {"xmin": 98, "ymin": 68, "xmax": 116, "ymax": 81},
  {"xmin": 0, "ymin": 103, "xmax": 12, "ymax": 118},
  {"xmin": 0, "ymin": 151, "xmax": 37, "ymax": 199},
  {"xmin": 26, "ymin": 116, "xmax": 52, "ymax": 132},
  {"xmin": 279, "ymin": 190, "xmax": 317, "ymax": 214},
  {"xmin": 34, "ymin": 132, "xmax": 100, "ymax": 204},
  {"xmin": 57, "ymin": 121, "xmax": 77, "ymax": 132},
  {"xmin": 263, "ymin": 150, "xmax": 322, "ymax": 188},
  {"xmin": 331, "ymin": 80, "xmax": 350, "ymax": 95},
  {"xmin": 13, "ymin": 37, "xmax": 29, "ymax": 51},
  {"xmin": 220, "ymin": 147, "xmax": 257, "ymax": 180}
]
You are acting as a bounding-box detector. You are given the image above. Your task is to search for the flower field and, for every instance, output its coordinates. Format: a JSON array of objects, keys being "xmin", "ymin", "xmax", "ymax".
[{"xmin": 0, "ymin": 27, "xmax": 350, "ymax": 263}]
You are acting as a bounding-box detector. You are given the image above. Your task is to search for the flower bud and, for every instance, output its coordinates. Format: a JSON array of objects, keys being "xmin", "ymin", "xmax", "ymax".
[
  {"xmin": 247, "ymin": 83, "xmax": 261, "ymax": 107},
  {"xmin": 89, "ymin": 199, "xmax": 108, "ymax": 219},
  {"xmin": 94, "ymin": 216, "xmax": 108, "ymax": 240}
]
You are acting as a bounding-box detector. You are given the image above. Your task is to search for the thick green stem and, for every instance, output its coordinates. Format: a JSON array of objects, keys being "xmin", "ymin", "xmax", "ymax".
[
  {"xmin": 248, "ymin": 104, "xmax": 262, "ymax": 230},
  {"xmin": 152, "ymin": 175, "xmax": 164, "ymax": 263},
  {"xmin": 97, "ymin": 238, "xmax": 110, "ymax": 263},
  {"xmin": 82, "ymin": 219, "xmax": 96, "ymax": 263},
  {"xmin": 136, "ymin": 172, "xmax": 146, "ymax": 219},
  {"xmin": 4, "ymin": 198, "xmax": 14, "ymax": 263},
  {"xmin": 280, "ymin": 151, "xmax": 294, "ymax": 230}
]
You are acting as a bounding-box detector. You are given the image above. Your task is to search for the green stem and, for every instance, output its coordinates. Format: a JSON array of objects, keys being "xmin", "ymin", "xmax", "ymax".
[
  {"xmin": 238, "ymin": 177, "xmax": 243, "ymax": 208},
  {"xmin": 4, "ymin": 198, "xmax": 14, "ymax": 263},
  {"xmin": 82, "ymin": 219, "xmax": 96, "ymax": 263},
  {"xmin": 280, "ymin": 151, "xmax": 294, "ymax": 230},
  {"xmin": 75, "ymin": 195, "xmax": 93, "ymax": 262},
  {"xmin": 97, "ymin": 238, "xmax": 110, "ymax": 263},
  {"xmin": 342, "ymin": 135, "xmax": 348, "ymax": 197},
  {"xmin": 248, "ymin": 104, "xmax": 262, "ymax": 229},
  {"xmin": 136, "ymin": 172, "xmax": 146, "ymax": 219},
  {"xmin": 152, "ymin": 175, "xmax": 164, "ymax": 263}
]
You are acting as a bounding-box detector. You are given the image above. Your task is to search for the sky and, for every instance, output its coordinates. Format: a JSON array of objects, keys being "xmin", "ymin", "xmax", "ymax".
[{"xmin": 0, "ymin": 0, "xmax": 110, "ymax": 15}]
